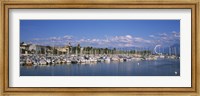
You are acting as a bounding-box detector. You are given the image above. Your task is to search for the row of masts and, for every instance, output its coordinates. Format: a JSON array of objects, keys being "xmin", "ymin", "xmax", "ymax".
[
  {"xmin": 26, "ymin": 42, "xmax": 179, "ymax": 56},
  {"xmin": 157, "ymin": 47, "xmax": 179, "ymax": 56}
]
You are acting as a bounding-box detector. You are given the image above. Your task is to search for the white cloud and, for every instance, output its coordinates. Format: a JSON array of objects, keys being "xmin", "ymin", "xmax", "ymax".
[
  {"xmin": 150, "ymin": 31, "xmax": 180, "ymax": 47},
  {"xmin": 149, "ymin": 35, "xmax": 155, "ymax": 38},
  {"xmin": 172, "ymin": 31, "xmax": 180, "ymax": 37},
  {"xmin": 48, "ymin": 37, "xmax": 61, "ymax": 40},
  {"xmin": 74, "ymin": 35, "xmax": 151, "ymax": 48},
  {"xmin": 159, "ymin": 33, "xmax": 167, "ymax": 37},
  {"xmin": 26, "ymin": 32, "xmax": 179, "ymax": 48},
  {"xmin": 28, "ymin": 35, "xmax": 73, "ymax": 46},
  {"xmin": 111, "ymin": 35, "xmax": 133, "ymax": 43},
  {"xmin": 134, "ymin": 37, "xmax": 151, "ymax": 43},
  {"xmin": 63, "ymin": 35, "xmax": 72, "ymax": 39},
  {"xmin": 126, "ymin": 35, "xmax": 132, "ymax": 39}
]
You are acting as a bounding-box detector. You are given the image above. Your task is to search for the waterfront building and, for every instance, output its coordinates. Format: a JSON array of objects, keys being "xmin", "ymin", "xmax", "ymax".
[
  {"xmin": 56, "ymin": 46, "xmax": 69, "ymax": 55},
  {"xmin": 20, "ymin": 42, "xmax": 30, "ymax": 54}
]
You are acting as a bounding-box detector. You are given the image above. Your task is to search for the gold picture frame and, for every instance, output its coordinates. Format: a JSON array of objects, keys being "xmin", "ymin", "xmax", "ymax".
[{"xmin": 0, "ymin": 0, "xmax": 199, "ymax": 96}]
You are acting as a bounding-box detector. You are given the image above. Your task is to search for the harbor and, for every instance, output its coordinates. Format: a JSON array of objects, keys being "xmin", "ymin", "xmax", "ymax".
[
  {"xmin": 20, "ymin": 20, "xmax": 180, "ymax": 76},
  {"xmin": 20, "ymin": 42, "xmax": 179, "ymax": 66},
  {"xmin": 20, "ymin": 42, "xmax": 180, "ymax": 76},
  {"xmin": 20, "ymin": 58, "xmax": 180, "ymax": 76}
]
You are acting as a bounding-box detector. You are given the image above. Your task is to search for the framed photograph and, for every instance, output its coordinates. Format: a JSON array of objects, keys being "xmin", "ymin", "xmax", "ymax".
[{"xmin": 0, "ymin": 0, "xmax": 199, "ymax": 95}]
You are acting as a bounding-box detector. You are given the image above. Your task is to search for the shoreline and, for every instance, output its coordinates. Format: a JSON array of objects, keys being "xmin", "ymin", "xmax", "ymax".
[{"xmin": 20, "ymin": 53, "xmax": 179, "ymax": 66}]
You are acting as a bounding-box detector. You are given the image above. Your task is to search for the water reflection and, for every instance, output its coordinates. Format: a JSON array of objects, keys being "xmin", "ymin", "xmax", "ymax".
[{"xmin": 20, "ymin": 59, "xmax": 180, "ymax": 76}]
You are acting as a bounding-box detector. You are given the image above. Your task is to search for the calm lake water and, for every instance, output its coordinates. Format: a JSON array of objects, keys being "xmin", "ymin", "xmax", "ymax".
[{"xmin": 20, "ymin": 59, "xmax": 180, "ymax": 76}]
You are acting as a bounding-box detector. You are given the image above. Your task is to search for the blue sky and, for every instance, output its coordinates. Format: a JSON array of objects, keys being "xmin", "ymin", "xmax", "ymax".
[{"xmin": 20, "ymin": 20, "xmax": 180, "ymax": 48}]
